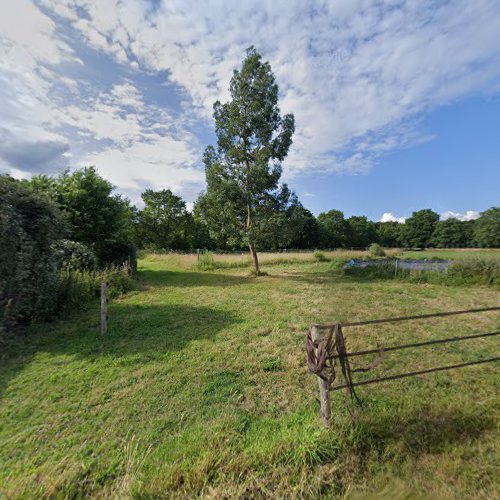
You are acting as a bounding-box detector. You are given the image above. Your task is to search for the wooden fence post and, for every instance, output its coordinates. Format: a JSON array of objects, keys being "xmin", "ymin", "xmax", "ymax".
[
  {"xmin": 101, "ymin": 281, "xmax": 108, "ymax": 336},
  {"xmin": 310, "ymin": 325, "xmax": 332, "ymax": 427}
]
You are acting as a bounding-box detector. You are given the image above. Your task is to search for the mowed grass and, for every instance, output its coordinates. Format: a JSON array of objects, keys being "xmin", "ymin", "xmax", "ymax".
[{"xmin": 1, "ymin": 252, "xmax": 499, "ymax": 498}]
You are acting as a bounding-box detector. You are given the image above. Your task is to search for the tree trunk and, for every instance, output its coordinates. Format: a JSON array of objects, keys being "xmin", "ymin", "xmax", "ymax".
[
  {"xmin": 246, "ymin": 202, "xmax": 260, "ymax": 275},
  {"xmin": 249, "ymin": 239, "xmax": 260, "ymax": 275}
]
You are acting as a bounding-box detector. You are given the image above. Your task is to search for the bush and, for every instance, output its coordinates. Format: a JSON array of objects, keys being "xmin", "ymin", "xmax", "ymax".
[
  {"xmin": 196, "ymin": 252, "xmax": 217, "ymax": 270},
  {"xmin": 447, "ymin": 258, "xmax": 499, "ymax": 286},
  {"xmin": 313, "ymin": 250, "xmax": 330, "ymax": 262},
  {"xmin": 53, "ymin": 239, "xmax": 97, "ymax": 272},
  {"xmin": 0, "ymin": 176, "xmax": 66, "ymax": 328},
  {"xmin": 368, "ymin": 243, "xmax": 386, "ymax": 258},
  {"xmin": 94, "ymin": 240, "xmax": 137, "ymax": 273}
]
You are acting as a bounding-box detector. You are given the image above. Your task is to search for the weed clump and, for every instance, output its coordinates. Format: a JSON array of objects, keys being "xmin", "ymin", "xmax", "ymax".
[
  {"xmin": 313, "ymin": 251, "xmax": 330, "ymax": 262},
  {"xmin": 261, "ymin": 358, "xmax": 282, "ymax": 372},
  {"xmin": 368, "ymin": 243, "xmax": 386, "ymax": 258}
]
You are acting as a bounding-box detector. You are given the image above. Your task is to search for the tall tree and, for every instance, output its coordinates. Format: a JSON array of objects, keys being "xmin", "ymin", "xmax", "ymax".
[
  {"xmin": 432, "ymin": 218, "xmax": 471, "ymax": 247},
  {"xmin": 317, "ymin": 209, "xmax": 349, "ymax": 248},
  {"xmin": 28, "ymin": 167, "xmax": 135, "ymax": 264},
  {"xmin": 346, "ymin": 215, "xmax": 377, "ymax": 248},
  {"xmin": 285, "ymin": 204, "xmax": 320, "ymax": 249},
  {"xmin": 401, "ymin": 209, "xmax": 439, "ymax": 248},
  {"xmin": 376, "ymin": 221, "xmax": 403, "ymax": 247},
  {"xmin": 199, "ymin": 47, "xmax": 295, "ymax": 274},
  {"xmin": 473, "ymin": 207, "xmax": 500, "ymax": 247},
  {"xmin": 138, "ymin": 189, "xmax": 193, "ymax": 250}
]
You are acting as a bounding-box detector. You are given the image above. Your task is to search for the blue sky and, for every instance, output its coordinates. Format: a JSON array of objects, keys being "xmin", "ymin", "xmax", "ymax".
[{"xmin": 1, "ymin": 0, "xmax": 499, "ymax": 222}]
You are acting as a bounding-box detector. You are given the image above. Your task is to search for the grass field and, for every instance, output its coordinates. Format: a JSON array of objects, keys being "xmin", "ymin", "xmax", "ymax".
[{"xmin": 1, "ymin": 251, "xmax": 499, "ymax": 498}]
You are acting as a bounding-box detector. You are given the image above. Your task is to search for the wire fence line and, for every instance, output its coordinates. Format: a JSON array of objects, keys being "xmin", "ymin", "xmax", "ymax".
[{"xmin": 306, "ymin": 306, "xmax": 500, "ymax": 426}]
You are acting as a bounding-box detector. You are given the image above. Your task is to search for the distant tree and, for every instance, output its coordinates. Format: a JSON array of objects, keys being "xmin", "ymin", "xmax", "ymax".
[
  {"xmin": 198, "ymin": 47, "xmax": 295, "ymax": 274},
  {"xmin": 473, "ymin": 207, "xmax": 500, "ymax": 247},
  {"xmin": 28, "ymin": 167, "xmax": 135, "ymax": 265},
  {"xmin": 138, "ymin": 189, "xmax": 193, "ymax": 250},
  {"xmin": 432, "ymin": 218, "xmax": 471, "ymax": 247},
  {"xmin": 401, "ymin": 209, "xmax": 439, "ymax": 248},
  {"xmin": 376, "ymin": 221, "xmax": 403, "ymax": 247},
  {"xmin": 285, "ymin": 204, "xmax": 320, "ymax": 249},
  {"xmin": 346, "ymin": 216, "xmax": 377, "ymax": 248},
  {"xmin": 317, "ymin": 209, "xmax": 349, "ymax": 248}
]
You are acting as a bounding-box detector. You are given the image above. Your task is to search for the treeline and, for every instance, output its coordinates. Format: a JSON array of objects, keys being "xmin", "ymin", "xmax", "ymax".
[
  {"xmin": 136, "ymin": 190, "xmax": 499, "ymax": 251},
  {"xmin": 1, "ymin": 167, "xmax": 499, "ymax": 329}
]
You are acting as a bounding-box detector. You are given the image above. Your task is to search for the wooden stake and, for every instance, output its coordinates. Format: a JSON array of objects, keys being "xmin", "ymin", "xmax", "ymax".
[
  {"xmin": 310, "ymin": 325, "xmax": 332, "ymax": 427},
  {"xmin": 101, "ymin": 281, "xmax": 108, "ymax": 336}
]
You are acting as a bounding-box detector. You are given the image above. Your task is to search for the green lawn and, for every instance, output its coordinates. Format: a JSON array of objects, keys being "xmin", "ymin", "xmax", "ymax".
[{"xmin": 1, "ymin": 254, "xmax": 499, "ymax": 498}]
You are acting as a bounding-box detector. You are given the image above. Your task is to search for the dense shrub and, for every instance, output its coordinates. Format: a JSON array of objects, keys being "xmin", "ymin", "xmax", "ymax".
[
  {"xmin": 0, "ymin": 176, "xmax": 66, "ymax": 328},
  {"xmin": 313, "ymin": 250, "xmax": 330, "ymax": 262},
  {"xmin": 368, "ymin": 243, "xmax": 386, "ymax": 257},
  {"xmin": 53, "ymin": 239, "xmax": 97, "ymax": 272},
  {"xmin": 94, "ymin": 240, "xmax": 137, "ymax": 273}
]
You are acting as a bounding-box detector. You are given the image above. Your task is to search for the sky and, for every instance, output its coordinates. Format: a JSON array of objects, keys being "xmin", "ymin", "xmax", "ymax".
[{"xmin": 1, "ymin": 0, "xmax": 499, "ymax": 222}]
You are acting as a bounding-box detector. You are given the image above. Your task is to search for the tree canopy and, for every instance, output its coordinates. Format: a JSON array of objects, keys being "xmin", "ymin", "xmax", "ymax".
[
  {"xmin": 28, "ymin": 167, "xmax": 136, "ymax": 266},
  {"xmin": 401, "ymin": 209, "xmax": 440, "ymax": 248},
  {"xmin": 197, "ymin": 47, "xmax": 295, "ymax": 273},
  {"xmin": 473, "ymin": 207, "xmax": 500, "ymax": 248}
]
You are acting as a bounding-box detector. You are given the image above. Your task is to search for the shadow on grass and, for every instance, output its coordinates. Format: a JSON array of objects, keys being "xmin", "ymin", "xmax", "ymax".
[
  {"xmin": 138, "ymin": 269, "xmax": 250, "ymax": 288},
  {"xmin": 0, "ymin": 302, "xmax": 239, "ymax": 400},
  {"xmin": 348, "ymin": 407, "xmax": 495, "ymax": 457}
]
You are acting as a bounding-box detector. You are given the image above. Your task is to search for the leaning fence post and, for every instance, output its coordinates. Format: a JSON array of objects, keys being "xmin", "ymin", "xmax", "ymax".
[
  {"xmin": 101, "ymin": 281, "xmax": 108, "ymax": 336},
  {"xmin": 310, "ymin": 325, "xmax": 332, "ymax": 427}
]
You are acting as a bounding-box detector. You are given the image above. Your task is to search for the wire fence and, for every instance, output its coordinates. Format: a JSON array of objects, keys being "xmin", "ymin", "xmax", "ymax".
[{"xmin": 307, "ymin": 306, "xmax": 500, "ymax": 425}]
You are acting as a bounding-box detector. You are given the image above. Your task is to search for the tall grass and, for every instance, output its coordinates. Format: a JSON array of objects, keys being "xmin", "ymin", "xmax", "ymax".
[
  {"xmin": 58, "ymin": 265, "xmax": 135, "ymax": 313},
  {"xmin": 343, "ymin": 257, "xmax": 500, "ymax": 286},
  {"xmin": 166, "ymin": 249, "xmax": 401, "ymax": 271}
]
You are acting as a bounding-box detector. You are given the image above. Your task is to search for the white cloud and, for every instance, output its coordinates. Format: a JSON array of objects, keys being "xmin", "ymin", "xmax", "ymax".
[
  {"xmin": 39, "ymin": 0, "xmax": 500, "ymax": 177},
  {"xmin": 0, "ymin": 2, "xmax": 203, "ymax": 198},
  {"xmin": 0, "ymin": 0, "xmax": 78, "ymax": 172},
  {"xmin": 61, "ymin": 81, "xmax": 205, "ymax": 200},
  {"xmin": 380, "ymin": 212, "xmax": 406, "ymax": 223},
  {"xmin": 440, "ymin": 210, "xmax": 480, "ymax": 221},
  {"xmin": 3, "ymin": 0, "xmax": 500, "ymax": 201}
]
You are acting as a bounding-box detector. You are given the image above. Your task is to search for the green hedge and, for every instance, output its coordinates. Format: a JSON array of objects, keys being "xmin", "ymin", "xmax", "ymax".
[{"xmin": 0, "ymin": 176, "xmax": 65, "ymax": 328}]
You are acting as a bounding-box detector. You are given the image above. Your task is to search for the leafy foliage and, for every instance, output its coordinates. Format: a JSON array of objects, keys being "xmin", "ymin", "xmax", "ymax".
[
  {"xmin": 376, "ymin": 221, "xmax": 403, "ymax": 247},
  {"xmin": 28, "ymin": 167, "xmax": 136, "ymax": 266},
  {"xmin": 368, "ymin": 243, "xmax": 386, "ymax": 257},
  {"xmin": 0, "ymin": 176, "xmax": 66, "ymax": 327},
  {"xmin": 138, "ymin": 189, "xmax": 194, "ymax": 250},
  {"xmin": 52, "ymin": 239, "xmax": 97, "ymax": 272},
  {"xmin": 197, "ymin": 47, "xmax": 295, "ymax": 272},
  {"xmin": 432, "ymin": 218, "xmax": 473, "ymax": 248},
  {"xmin": 346, "ymin": 216, "xmax": 377, "ymax": 248},
  {"xmin": 401, "ymin": 209, "xmax": 440, "ymax": 248},
  {"xmin": 473, "ymin": 207, "xmax": 500, "ymax": 248}
]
